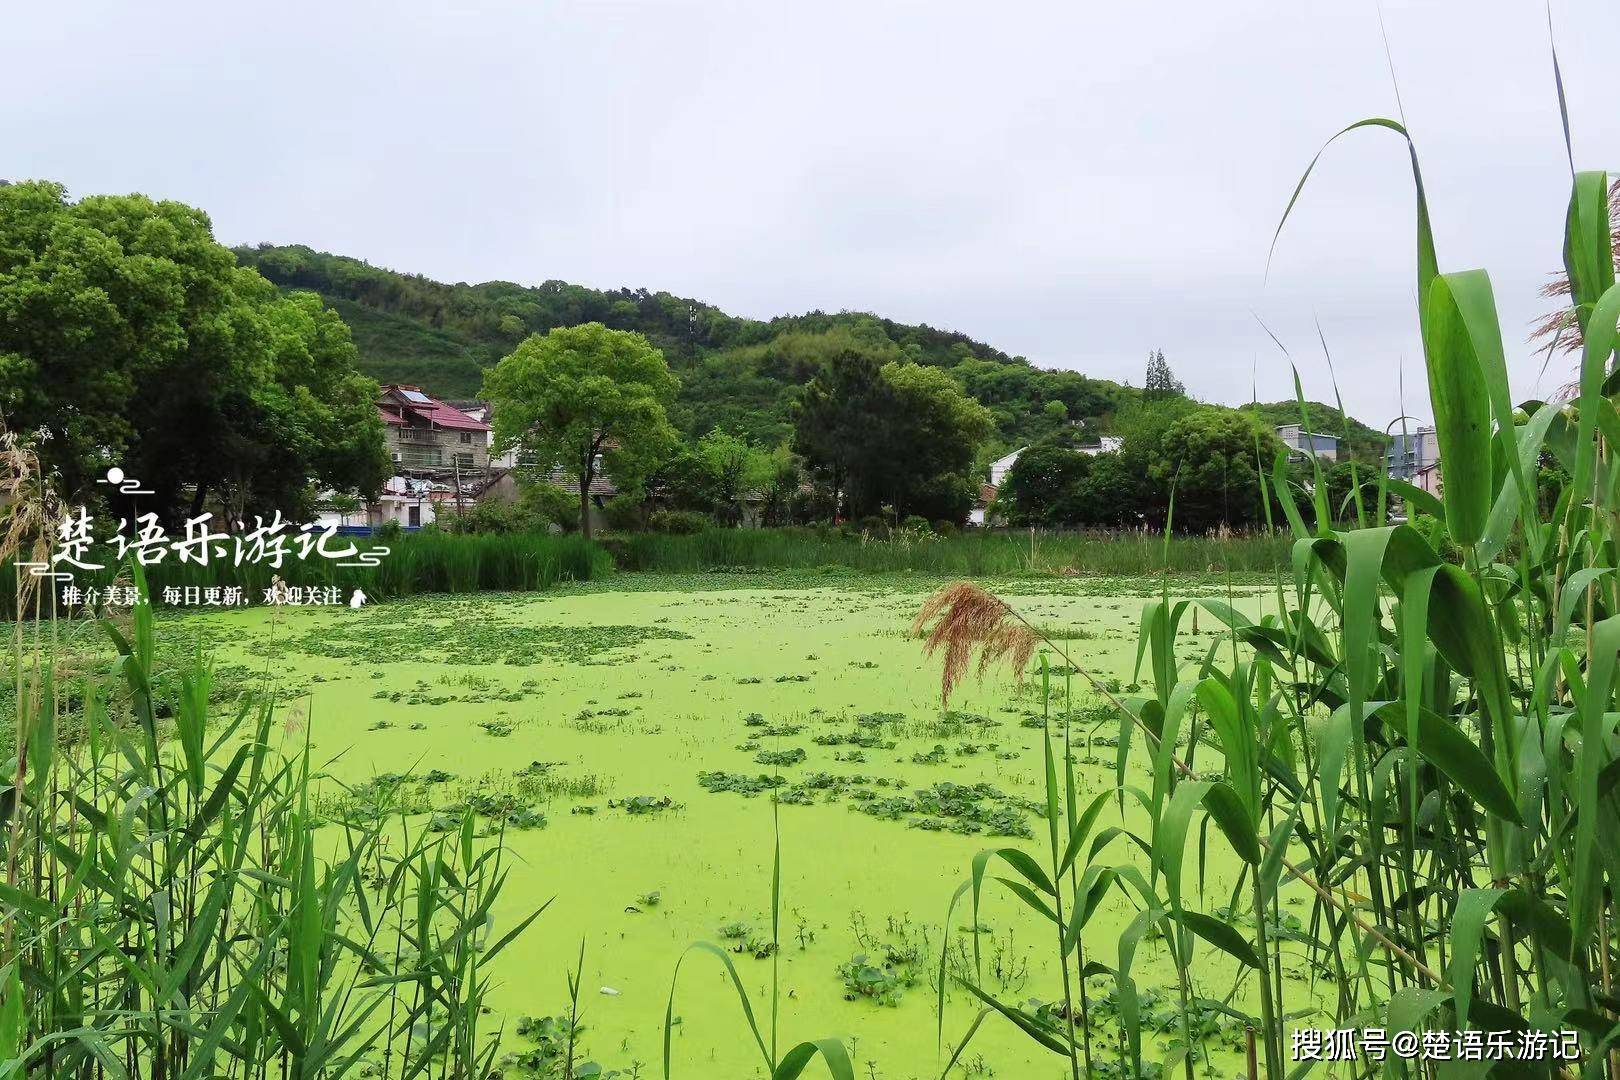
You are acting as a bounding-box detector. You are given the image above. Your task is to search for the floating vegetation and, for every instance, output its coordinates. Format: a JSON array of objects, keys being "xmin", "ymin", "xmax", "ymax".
[
  {"xmin": 253, "ymin": 606, "xmax": 689, "ymax": 667},
  {"xmin": 608, "ymin": 794, "xmax": 676, "ymax": 815}
]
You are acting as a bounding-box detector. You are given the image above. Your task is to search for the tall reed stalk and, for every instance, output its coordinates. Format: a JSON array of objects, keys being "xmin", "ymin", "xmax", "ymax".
[
  {"xmin": 918, "ymin": 60, "xmax": 1620, "ymax": 1080},
  {"xmin": 0, "ymin": 556, "xmax": 545, "ymax": 1078}
]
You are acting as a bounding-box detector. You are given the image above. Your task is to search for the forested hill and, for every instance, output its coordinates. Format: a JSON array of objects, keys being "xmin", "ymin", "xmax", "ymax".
[
  {"xmin": 1237, "ymin": 401, "xmax": 1390, "ymax": 463},
  {"xmin": 234, "ymin": 244, "xmax": 1137, "ymax": 448},
  {"xmin": 235, "ymin": 244, "xmax": 1387, "ymax": 456}
]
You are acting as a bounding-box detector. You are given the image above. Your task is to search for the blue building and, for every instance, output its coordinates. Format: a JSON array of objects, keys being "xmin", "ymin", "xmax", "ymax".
[
  {"xmin": 1275, "ymin": 423, "xmax": 1340, "ymax": 462},
  {"xmin": 1386, "ymin": 424, "xmax": 1440, "ymax": 482}
]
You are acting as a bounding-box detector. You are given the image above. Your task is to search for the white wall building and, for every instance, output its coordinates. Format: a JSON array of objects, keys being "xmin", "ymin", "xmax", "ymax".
[
  {"xmin": 316, "ymin": 476, "xmax": 439, "ymax": 530},
  {"xmin": 1079, "ymin": 435, "xmax": 1124, "ymax": 456},
  {"xmin": 988, "ymin": 448, "xmax": 1026, "ymax": 487},
  {"xmin": 1275, "ymin": 423, "xmax": 1341, "ymax": 461}
]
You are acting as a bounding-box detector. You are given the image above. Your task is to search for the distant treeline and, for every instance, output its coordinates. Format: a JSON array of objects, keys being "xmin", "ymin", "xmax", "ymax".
[
  {"xmin": 235, "ymin": 243, "xmax": 1390, "ymax": 460},
  {"xmin": 237, "ymin": 244, "xmax": 1139, "ymax": 448}
]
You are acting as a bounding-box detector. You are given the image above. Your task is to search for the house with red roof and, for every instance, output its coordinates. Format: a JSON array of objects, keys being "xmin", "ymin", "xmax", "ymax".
[
  {"xmin": 317, "ymin": 387, "xmax": 494, "ymax": 531},
  {"xmin": 377, "ymin": 385, "xmax": 491, "ymax": 474}
]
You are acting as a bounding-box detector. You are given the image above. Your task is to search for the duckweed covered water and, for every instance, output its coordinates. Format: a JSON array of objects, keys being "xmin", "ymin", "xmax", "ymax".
[{"xmin": 187, "ymin": 578, "xmax": 1285, "ymax": 1077}]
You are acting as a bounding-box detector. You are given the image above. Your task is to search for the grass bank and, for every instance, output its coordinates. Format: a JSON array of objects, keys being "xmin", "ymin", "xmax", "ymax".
[
  {"xmin": 1, "ymin": 531, "xmax": 613, "ymax": 618},
  {"xmin": 4, "ymin": 527, "xmax": 1288, "ymax": 618},
  {"xmin": 608, "ymin": 527, "xmax": 1291, "ymax": 577}
]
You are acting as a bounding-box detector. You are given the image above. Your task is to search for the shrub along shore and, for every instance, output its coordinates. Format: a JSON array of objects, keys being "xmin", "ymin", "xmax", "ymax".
[{"xmin": 1, "ymin": 526, "xmax": 1290, "ymax": 619}]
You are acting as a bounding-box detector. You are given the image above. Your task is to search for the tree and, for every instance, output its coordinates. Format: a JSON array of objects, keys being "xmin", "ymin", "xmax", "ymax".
[
  {"xmin": 1067, "ymin": 452, "xmax": 1147, "ymax": 526},
  {"xmin": 481, "ymin": 322, "xmax": 678, "ymax": 538},
  {"xmin": 794, "ymin": 349, "xmax": 994, "ymax": 523},
  {"xmin": 996, "ymin": 444, "xmax": 1095, "ymax": 526},
  {"xmin": 1146, "ymin": 408, "xmax": 1281, "ymax": 532},
  {"xmin": 1143, "ymin": 349, "xmax": 1185, "ymax": 399},
  {"xmin": 758, "ymin": 445, "xmax": 803, "ymax": 526},
  {"xmin": 0, "ymin": 181, "xmax": 388, "ymax": 526},
  {"xmin": 694, "ymin": 430, "xmax": 769, "ymax": 526}
]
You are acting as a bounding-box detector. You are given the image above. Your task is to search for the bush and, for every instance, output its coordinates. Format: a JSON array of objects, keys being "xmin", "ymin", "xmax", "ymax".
[
  {"xmin": 649, "ymin": 509, "xmax": 712, "ymax": 534},
  {"xmin": 517, "ymin": 481, "xmax": 580, "ymax": 532},
  {"xmin": 444, "ymin": 499, "xmax": 524, "ymax": 534},
  {"xmin": 602, "ymin": 493, "xmax": 647, "ymax": 531}
]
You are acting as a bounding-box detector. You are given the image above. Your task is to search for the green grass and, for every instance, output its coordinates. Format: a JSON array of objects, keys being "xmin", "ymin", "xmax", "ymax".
[
  {"xmin": 3, "ymin": 528, "xmax": 1287, "ymax": 621},
  {"xmin": 1, "ymin": 568, "xmax": 549, "ymax": 1078},
  {"xmin": 610, "ymin": 527, "xmax": 1291, "ymax": 577},
  {"xmin": 1, "ymin": 530, "xmax": 613, "ymax": 619}
]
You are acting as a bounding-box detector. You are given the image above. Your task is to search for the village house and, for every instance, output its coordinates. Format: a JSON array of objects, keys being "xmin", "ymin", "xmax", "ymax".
[
  {"xmin": 1275, "ymin": 423, "xmax": 1341, "ymax": 462},
  {"xmin": 1386, "ymin": 424, "xmax": 1440, "ymax": 485},
  {"xmin": 316, "ymin": 387, "xmax": 491, "ymax": 530},
  {"xmin": 377, "ymin": 385, "xmax": 491, "ymax": 475},
  {"xmin": 444, "ymin": 400, "xmax": 519, "ymax": 470}
]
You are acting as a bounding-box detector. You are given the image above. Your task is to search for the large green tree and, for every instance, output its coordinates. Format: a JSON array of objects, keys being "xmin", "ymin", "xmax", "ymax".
[
  {"xmin": 481, "ymin": 322, "xmax": 678, "ymax": 538},
  {"xmin": 0, "ymin": 181, "xmax": 387, "ymax": 526},
  {"xmin": 794, "ymin": 346, "xmax": 993, "ymax": 522},
  {"xmin": 1143, "ymin": 348, "xmax": 1185, "ymax": 399},
  {"xmin": 995, "ymin": 443, "xmax": 1148, "ymax": 528},
  {"xmin": 1147, "ymin": 407, "xmax": 1282, "ymax": 532},
  {"xmin": 692, "ymin": 430, "xmax": 769, "ymax": 526},
  {"xmin": 996, "ymin": 443, "xmax": 1095, "ymax": 527}
]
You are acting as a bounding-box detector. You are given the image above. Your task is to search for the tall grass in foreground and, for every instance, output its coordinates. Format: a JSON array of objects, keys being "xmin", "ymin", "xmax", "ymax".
[
  {"xmin": 918, "ymin": 90, "xmax": 1620, "ymax": 1079},
  {"xmin": 0, "ymin": 531, "xmax": 613, "ymax": 619},
  {"xmin": 0, "ymin": 565, "xmax": 546, "ymax": 1078},
  {"xmin": 613, "ymin": 528, "xmax": 1291, "ymax": 578}
]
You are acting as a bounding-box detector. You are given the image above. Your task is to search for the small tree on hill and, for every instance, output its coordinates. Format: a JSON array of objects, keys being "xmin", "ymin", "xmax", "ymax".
[{"xmin": 1143, "ymin": 349, "xmax": 1185, "ymax": 399}]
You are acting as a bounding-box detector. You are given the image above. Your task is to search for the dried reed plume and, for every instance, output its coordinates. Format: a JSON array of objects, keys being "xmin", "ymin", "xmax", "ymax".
[
  {"xmin": 912, "ymin": 581, "xmax": 1037, "ymax": 705},
  {"xmin": 1530, "ymin": 176, "xmax": 1620, "ymax": 368},
  {"xmin": 0, "ymin": 423, "xmax": 60, "ymax": 581}
]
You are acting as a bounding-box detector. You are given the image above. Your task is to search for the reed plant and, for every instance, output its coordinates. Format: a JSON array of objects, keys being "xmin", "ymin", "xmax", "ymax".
[
  {"xmin": 917, "ymin": 74, "xmax": 1620, "ymax": 1080},
  {"xmin": 1, "ymin": 530, "xmax": 613, "ymax": 619},
  {"xmin": 613, "ymin": 527, "xmax": 1290, "ymax": 579},
  {"xmin": 0, "ymin": 561, "xmax": 546, "ymax": 1078}
]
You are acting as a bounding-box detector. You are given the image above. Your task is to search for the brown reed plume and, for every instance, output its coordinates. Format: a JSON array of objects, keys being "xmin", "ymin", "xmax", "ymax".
[
  {"xmin": 911, "ymin": 581, "xmax": 1038, "ymax": 704},
  {"xmin": 0, "ymin": 423, "xmax": 59, "ymax": 587}
]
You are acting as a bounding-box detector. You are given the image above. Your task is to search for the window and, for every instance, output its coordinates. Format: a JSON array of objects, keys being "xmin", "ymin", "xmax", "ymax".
[
  {"xmin": 400, "ymin": 389, "xmax": 432, "ymax": 404},
  {"xmin": 453, "ymin": 453, "xmax": 475, "ymax": 470},
  {"xmin": 401, "ymin": 446, "xmax": 442, "ymax": 467},
  {"xmin": 460, "ymin": 432, "xmax": 473, "ymax": 444}
]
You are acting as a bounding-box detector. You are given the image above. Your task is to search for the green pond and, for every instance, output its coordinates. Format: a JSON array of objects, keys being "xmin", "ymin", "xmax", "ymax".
[{"xmin": 185, "ymin": 574, "xmax": 1288, "ymax": 1078}]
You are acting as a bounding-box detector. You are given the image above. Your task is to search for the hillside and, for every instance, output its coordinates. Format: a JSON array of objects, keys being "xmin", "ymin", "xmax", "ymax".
[
  {"xmin": 1237, "ymin": 401, "xmax": 1389, "ymax": 464},
  {"xmin": 234, "ymin": 244, "xmax": 1387, "ymax": 457},
  {"xmin": 234, "ymin": 244, "xmax": 1136, "ymax": 448}
]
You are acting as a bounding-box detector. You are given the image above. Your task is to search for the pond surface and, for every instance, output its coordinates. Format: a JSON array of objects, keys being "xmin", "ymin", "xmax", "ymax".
[{"xmin": 190, "ymin": 576, "xmax": 1277, "ymax": 1077}]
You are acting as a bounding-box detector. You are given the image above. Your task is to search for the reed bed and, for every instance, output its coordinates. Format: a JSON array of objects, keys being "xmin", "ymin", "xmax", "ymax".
[
  {"xmin": 911, "ymin": 84, "xmax": 1620, "ymax": 1080},
  {"xmin": 613, "ymin": 527, "xmax": 1291, "ymax": 578},
  {"xmin": 0, "ymin": 531, "xmax": 613, "ymax": 619},
  {"xmin": 0, "ymin": 566, "xmax": 547, "ymax": 1078}
]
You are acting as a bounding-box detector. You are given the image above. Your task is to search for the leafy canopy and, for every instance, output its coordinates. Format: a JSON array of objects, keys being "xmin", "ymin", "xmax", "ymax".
[
  {"xmin": 794, "ymin": 343, "xmax": 994, "ymax": 522},
  {"xmin": 481, "ymin": 322, "xmax": 678, "ymax": 535},
  {"xmin": 0, "ymin": 181, "xmax": 387, "ymax": 525},
  {"xmin": 1147, "ymin": 407, "xmax": 1282, "ymax": 532}
]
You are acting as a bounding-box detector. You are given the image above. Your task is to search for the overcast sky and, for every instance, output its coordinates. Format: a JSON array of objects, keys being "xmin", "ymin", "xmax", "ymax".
[{"xmin": 6, "ymin": 1, "xmax": 1619, "ymax": 425}]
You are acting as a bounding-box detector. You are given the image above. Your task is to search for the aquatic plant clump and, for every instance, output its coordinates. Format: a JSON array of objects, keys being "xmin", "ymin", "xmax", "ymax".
[{"xmin": 917, "ymin": 90, "xmax": 1620, "ymax": 1080}]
